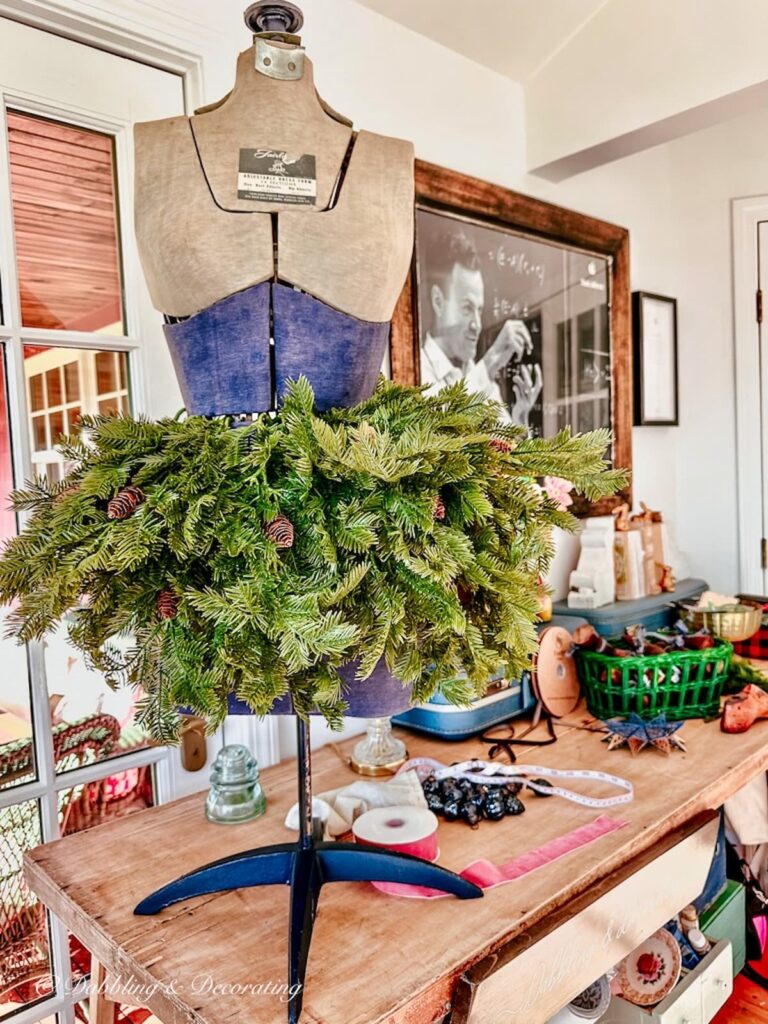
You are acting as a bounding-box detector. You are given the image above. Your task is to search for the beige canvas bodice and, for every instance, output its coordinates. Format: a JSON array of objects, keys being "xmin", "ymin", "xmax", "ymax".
[{"xmin": 134, "ymin": 116, "xmax": 414, "ymax": 323}]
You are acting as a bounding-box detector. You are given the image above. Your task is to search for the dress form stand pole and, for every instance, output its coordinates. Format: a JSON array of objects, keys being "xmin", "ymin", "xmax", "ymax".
[
  {"xmin": 135, "ymin": 715, "xmax": 482, "ymax": 1023},
  {"xmin": 132, "ymin": 7, "xmax": 474, "ymax": 1017}
]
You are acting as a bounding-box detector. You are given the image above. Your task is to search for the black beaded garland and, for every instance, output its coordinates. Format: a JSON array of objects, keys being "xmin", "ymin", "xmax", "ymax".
[
  {"xmin": 461, "ymin": 802, "xmax": 481, "ymax": 828},
  {"xmin": 442, "ymin": 799, "xmax": 461, "ymax": 822},
  {"xmin": 528, "ymin": 778, "xmax": 554, "ymax": 796},
  {"xmin": 483, "ymin": 792, "xmax": 505, "ymax": 821},
  {"xmin": 503, "ymin": 794, "xmax": 526, "ymax": 816},
  {"xmin": 440, "ymin": 783, "xmax": 464, "ymax": 805},
  {"xmin": 419, "ymin": 774, "xmax": 530, "ymax": 826},
  {"xmin": 425, "ymin": 792, "xmax": 444, "ymax": 814},
  {"xmin": 422, "ymin": 775, "xmax": 441, "ymax": 797}
]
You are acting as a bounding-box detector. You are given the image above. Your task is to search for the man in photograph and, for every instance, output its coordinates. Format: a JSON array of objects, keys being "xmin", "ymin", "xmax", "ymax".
[{"xmin": 420, "ymin": 229, "xmax": 542, "ymax": 428}]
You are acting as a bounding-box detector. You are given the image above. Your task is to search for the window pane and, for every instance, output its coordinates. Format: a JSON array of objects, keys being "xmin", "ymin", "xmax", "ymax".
[
  {"xmin": 0, "ymin": 800, "xmax": 52, "ymax": 1017},
  {"xmin": 47, "ymin": 626, "xmax": 152, "ymax": 777},
  {"xmin": 98, "ymin": 397, "xmax": 119, "ymax": 416},
  {"xmin": 94, "ymin": 351, "xmax": 117, "ymax": 394},
  {"xmin": 8, "ymin": 111, "xmax": 125, "ymax": 334},
  {"xmin": 31, "ymin": 415, "xmax": 47, "ymax": 452},
  {"xmin": 24, "ymin": 346, "xmax": 131, "ymax": 475},
  {"xmin": 63, "ymin": 362, "xmax": 79, "ymax": 403},
  {"xmin": 45, "ymin": 368, "xmax": 62, "ymax": 408},
  {"xmin": 0, "ymin": 348, "xmax": 37, "ymax": 793},
  {"xmin": 29, "ymin": 374, "xmax": 44, "ymax": 413},
  {"xmin": 48, "ymin": 410, "xmax": 64, "ymax": 444}
]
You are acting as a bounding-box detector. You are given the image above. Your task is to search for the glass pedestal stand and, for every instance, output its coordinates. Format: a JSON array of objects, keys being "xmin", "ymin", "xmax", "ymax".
[
  {"xmin": 134, "ymin": 716, "xmax": 482, "ymax": 1023},
  {"xmin": 350, "ymin": 716, "xmax": 408, "ymax": 775}
]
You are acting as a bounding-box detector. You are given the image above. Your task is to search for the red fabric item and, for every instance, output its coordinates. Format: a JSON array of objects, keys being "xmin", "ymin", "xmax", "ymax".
[
  {"xmin": 732, "ymin": 606, "xmax": 768, "ymax": 659},
  {"xmin": 373, "ymin": 815, "xmax": 627, "ymax": 898}
]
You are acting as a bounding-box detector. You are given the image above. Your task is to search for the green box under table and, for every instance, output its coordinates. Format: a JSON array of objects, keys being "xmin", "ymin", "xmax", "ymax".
[{"xmin": 700, "ymin": 879, "xmax": 746, "ymax": 975}]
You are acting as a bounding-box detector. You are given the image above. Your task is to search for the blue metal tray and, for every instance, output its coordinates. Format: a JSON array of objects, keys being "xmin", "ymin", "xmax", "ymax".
[{"xmin": 392, "ymin": 614, "xmax": 586, "ymax": 740}]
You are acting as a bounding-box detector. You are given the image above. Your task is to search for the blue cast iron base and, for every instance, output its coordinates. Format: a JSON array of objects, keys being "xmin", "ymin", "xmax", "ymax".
[{"xmin": 134, "ymin": 719, "xmax": 482, "ymax": 1023}]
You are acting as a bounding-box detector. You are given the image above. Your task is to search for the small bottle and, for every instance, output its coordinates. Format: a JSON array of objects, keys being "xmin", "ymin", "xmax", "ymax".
[
  {"xmin": 679, "ymin": 904, "xmax": 700, "ymax": 935},
  {"xmin": 687, "ymin": 928, "xmax": 711, "ymax": 955},
  {"xmin": 666, "ymin": 919, "xmax": 700, "ymax": 970}
]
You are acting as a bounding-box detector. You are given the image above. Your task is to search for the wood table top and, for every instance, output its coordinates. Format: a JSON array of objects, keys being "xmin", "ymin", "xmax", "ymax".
[{"xmin": 25, "ymin": 706, "xmax": 768, "ymax": 1024}]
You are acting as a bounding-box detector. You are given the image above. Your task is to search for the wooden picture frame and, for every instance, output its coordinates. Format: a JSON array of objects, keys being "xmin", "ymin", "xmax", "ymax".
[
  {"xmin": 390, "ymin": 160, "xmax": 632, "ymax": 516},
  {"xmin": 632, "ymin": 291, "xmax": 679, "ymax": 427}
]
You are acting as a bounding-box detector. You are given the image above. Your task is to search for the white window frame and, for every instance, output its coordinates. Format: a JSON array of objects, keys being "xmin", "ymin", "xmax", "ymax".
[
  {"xmin": 0, "ymin": 11, "xmax": 279, "ymax": 1024},
  {"xmin": 0, "ymin": 94, "xmax": 156, "ymax": 1024}
]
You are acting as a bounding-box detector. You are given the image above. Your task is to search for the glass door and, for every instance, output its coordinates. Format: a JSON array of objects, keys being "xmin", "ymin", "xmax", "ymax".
[{"xmin": 0, "ymin": 18, "xmax": 184, "ymax": 1024}]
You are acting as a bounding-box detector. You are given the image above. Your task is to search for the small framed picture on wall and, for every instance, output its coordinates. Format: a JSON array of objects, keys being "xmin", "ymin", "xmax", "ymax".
[{"xmin": 632, "ymin": 291, "xmax": 679, "ymax": 426}]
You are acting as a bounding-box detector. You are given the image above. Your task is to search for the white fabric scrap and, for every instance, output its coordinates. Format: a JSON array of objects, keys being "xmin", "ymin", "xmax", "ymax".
[{"xmin": 284, "ymin": 769, "xmax": 427, "ymax": 839}]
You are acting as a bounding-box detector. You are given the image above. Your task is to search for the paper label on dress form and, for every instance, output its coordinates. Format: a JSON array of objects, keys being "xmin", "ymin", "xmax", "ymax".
[{"xmin": 237, "ymin": 148, "xmax": 316, "ymax": 204}]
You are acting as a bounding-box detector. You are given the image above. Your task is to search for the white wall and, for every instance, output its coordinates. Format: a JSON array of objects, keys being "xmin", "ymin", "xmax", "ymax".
[
  {"xmin": 528, "ymin": 105, "xmax": 768, "ymax": 594},
  {"xmin": 526, "ymin": 0, "xmax": 768, "ymax": 175},
  {"xmin": 160, "ymin": 0, "xmax": 526, "ymax": 183}
]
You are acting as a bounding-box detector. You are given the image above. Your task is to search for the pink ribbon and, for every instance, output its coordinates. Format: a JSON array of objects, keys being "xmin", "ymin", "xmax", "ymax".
[{"xmin": 372, "ymin": 815, "xmax": 627, "ymax": 898}]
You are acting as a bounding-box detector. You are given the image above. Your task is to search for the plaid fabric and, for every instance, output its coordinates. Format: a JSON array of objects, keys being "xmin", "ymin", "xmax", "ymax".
[{"xmin": 733, "ymin": 604, "xmax": 768, "ymax": 659}]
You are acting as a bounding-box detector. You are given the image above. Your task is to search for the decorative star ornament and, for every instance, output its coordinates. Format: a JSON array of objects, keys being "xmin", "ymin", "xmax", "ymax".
[{"xmin": 602, "ymin": 713, "xmax": 686, "ymax": 756}]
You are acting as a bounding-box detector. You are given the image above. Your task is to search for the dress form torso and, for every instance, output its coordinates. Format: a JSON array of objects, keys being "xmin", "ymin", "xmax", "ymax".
[{"xmin": 134, "ymin": 44, "xmax": 414, "ymax": 325}]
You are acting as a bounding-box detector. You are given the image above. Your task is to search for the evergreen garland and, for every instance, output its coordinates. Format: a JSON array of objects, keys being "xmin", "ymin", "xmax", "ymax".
[{"xmin": 0, "ymin": 377, "xmax": 625, "ymax": 740}]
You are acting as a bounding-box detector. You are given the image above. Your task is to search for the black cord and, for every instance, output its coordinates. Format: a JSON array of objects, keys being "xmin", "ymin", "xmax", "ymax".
[{"xmin": 479, "ymin": 714, "xmax": 557, "ymax": 764}]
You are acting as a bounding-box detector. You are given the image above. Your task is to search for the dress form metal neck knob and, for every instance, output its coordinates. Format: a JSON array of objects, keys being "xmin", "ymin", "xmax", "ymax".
[{"xmin": 244, "ymin": 1, "xmax": 304, "ymax": 36}]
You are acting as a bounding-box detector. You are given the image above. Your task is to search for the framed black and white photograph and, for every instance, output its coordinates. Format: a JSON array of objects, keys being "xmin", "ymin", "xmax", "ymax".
[
  {"xmin": 632, "ymin": 291, "xmax": 679, "ymax": 426},
  {"xmin": 413, "ymin": 207, "xmax": 615, "ymax": 437},
  {"xmin": 390, "ymin": 161, "xmax": 632, "ymax": 516}
]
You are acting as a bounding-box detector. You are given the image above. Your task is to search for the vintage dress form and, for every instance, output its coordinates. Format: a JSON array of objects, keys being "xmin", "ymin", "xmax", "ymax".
[
  {"xmin": 134, "ymin": 41, "xmax": 414, "ymax": 415},
  {"xmin": 132, "ymin": 24, "xmax": 480, "ymax": 1022},
  {"xmin": 134, "ymin": 36, "xmax": 416, "ymax": 716}
]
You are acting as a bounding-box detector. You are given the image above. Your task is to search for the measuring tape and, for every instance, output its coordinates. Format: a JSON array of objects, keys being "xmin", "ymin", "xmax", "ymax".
[{"xmin": 400, "ymin": 757, "xmax": 634, "ymax": 809}]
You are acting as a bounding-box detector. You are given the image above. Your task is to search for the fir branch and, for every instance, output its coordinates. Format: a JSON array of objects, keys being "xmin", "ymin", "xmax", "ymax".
[{"xmin": 0, "ymin": 377, "xmax": 624, "ymax": 737}]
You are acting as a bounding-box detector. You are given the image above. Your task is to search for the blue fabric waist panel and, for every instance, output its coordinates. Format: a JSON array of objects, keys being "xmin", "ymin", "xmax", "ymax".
[
  {"xmin": 163, "ymin": 282, "xmax": 272, "ymax": 416},
  {"xmin": 272, "ymin": 283, "xmax": 389, "ymax": 412},
  {"xmin": 162, "ymin": 281, "xmax": 389, "ymax": 416}
]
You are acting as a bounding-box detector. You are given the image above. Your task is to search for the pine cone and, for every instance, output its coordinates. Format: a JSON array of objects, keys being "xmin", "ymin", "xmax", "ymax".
[
  {"xmin": 457, "ymin": 583, "xmax": 474, "ymax": 607},
  {"xmin": 433, "ymin": 496, "xmax": 446, "ymax": 522},
  {"xmin": 156, "ymin": 589, "xmax": 178, "ymax": 620},
  {"xmin": 107, "ymin": 485, "xmax": 145, "ymax": 520},
  {"xmin": 490, "ymin": 437, "xmax": 512, "ymax": 454},
  {"xmin": 264, "ymin": 514, "xmax": 294, "ymax": 549}
]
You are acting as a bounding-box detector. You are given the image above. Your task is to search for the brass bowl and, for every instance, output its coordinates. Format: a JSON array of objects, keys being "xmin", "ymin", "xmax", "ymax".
[{"xmin": 678, "ymin": 601, "xmax": 764, "ymax": 642}]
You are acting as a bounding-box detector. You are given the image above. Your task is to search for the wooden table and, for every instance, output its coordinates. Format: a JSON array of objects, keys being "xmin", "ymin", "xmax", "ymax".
[{"xmin": 25, "ymin": 708, "xmax": 768, "ymax": 1024}]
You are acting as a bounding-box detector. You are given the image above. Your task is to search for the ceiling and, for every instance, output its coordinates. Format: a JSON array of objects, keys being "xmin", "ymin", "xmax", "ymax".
[{"xmin": 352, "ymin": 0, "xmax": 610, "ymax": 82}]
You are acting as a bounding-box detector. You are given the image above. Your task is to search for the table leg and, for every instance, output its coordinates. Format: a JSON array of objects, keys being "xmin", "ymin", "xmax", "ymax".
[{"xmin": 89, "ymin": 957, "xmax": 118, "ymax": 1024}]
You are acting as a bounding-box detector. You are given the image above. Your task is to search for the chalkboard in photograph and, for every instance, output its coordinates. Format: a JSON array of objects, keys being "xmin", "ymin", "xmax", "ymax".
[{"xmin": 390, "ymin": 161, "xmax": 632, "ymax": 517}]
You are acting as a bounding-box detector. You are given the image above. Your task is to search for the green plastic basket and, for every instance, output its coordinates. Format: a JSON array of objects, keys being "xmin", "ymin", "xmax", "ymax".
[{"xmin": 576, "ymin": 639, "xmax": 733, "ymax": 720}]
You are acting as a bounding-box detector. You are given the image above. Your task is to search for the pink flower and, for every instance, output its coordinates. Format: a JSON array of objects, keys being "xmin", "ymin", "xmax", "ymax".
[{"xmin": 543, "ymin": 476, "xmax": 574, "ymax": 511}]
